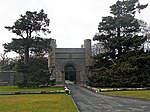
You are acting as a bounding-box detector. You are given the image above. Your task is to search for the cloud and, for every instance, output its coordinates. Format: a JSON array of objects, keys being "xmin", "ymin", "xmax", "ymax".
[{"xmin": 0, "ymin": 0, "xmax": 150, "ymax": 56}]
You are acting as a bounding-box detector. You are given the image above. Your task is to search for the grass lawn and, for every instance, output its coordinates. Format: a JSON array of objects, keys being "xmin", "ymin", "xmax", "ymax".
[
  {"xmin": 0, "ymin": 86, "xmax": 63, "ymax": 92},
  {"xmin": 104, "ymin": 90, "xmax": 150, "ymax": 99},
  {"xmin": 0, "ymin": 94, "xmax": 78, "ymax": 112}
]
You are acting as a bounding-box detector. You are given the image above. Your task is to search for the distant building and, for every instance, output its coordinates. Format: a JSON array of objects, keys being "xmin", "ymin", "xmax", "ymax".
[{"xmin": 48, "ymin": 39, "xmax": 92, "ymax": 85}]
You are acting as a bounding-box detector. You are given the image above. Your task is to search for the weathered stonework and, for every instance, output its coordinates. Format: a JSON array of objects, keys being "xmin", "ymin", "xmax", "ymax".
[{"xmin": 48, "ymin": 39, "xmax": 92, "ymax": 85}]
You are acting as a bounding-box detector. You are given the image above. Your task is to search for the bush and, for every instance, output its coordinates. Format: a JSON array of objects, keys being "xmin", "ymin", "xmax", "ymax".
[
  {"xmin": 18, "ymin": 82, "xmax": 39, "ymax": 88},
  {"xmin": 16, "ymin": 57, "xmax": 54, "ymax": 88},
  {"xmin": 89, "ymin": 52, "xmax": 150, "ymax": 88}
]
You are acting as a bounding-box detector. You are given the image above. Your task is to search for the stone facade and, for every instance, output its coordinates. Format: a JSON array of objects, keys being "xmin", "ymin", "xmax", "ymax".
[{"xmin": 48, "ymin": 39, "xmax": 92, "ymax": 85}]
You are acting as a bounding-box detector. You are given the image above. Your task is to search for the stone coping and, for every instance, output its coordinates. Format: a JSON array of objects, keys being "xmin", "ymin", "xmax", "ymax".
[
  {"xmin": 0, "ymin": 90, "xmax": 65, "ymax": 95},
  {"xmin": 82, "ymin": 85, "xmax": 100, "ymax": 93},
  {"xmin": 100, "ymin": 87, "xmax": 150, "ymax": 92},
  {"xmin": 83, "ymin": 85, "xmax": 150, "ymax": 93}
]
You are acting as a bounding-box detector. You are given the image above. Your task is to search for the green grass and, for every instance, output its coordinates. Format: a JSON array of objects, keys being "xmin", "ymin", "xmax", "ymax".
[
  {"xmin": 0, "ymin": 86, "xmax": 63, "ymax": 92},
  {"xmin": 104, "ymin": 90, "xmax": 150, "ymax": 99},
  {"xmin": 0, "ymin": 94, "xmax": 78, "ymax": 112}
]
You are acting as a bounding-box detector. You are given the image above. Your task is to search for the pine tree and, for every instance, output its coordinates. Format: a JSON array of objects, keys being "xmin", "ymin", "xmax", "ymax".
[
  {"xmin": 93, "ymin": 0, "xmax": 148, "ymax": 59},
  {"xmin": 4, "ymin": 9, "xmax": 51, "ymax": 64}
]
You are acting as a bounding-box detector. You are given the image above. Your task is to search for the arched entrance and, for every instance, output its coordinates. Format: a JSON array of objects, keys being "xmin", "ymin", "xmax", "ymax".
[{"xmin": 65, "ymin": 65, "xmax": 76, "ymax": 83}]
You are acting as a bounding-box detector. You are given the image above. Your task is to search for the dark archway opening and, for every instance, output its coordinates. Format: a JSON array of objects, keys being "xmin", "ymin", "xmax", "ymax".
[{"xmin": 65, "ymin": 65, "xmax": 76, "ymax": 83}]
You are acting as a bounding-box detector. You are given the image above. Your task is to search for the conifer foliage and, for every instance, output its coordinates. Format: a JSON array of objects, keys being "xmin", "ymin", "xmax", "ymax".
[
  {"xmin": 4, "ymin": 9, "xmax": 52, "ymax": 87},
  {"xmin": 89, "ymin": 0, "xmax": 150, "ymax": 87}
]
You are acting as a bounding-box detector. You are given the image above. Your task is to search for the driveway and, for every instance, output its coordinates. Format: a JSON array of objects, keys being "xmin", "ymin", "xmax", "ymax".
[{"xmin": 68, "ymin": 84, "xmax": 150, "ymax": 112}]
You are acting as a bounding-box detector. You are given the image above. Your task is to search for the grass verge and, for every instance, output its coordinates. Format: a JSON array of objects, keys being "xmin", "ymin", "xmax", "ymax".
[
  {"xmin": 0, "ymin": 94, "xmax": 78, "ymax": 112},
  {"xmin": 103, "ymin": 90, "xmax": 150, "ymax": 99},
  {"xmin": 0, "ymin": 86, "xmax": 63, "ymax": 92}
]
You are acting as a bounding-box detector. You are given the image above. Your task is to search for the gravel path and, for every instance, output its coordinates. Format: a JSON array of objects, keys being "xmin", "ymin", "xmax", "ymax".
[{"xmin": 68, "ymin": 84, "xmax": 150, "ymax": 112}]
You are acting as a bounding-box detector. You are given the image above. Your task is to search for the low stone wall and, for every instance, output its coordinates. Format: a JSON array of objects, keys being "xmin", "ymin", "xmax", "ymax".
[
  {"xmin": 83, "ymin": 85, "xmax": 100, "ymax": 93},
  {"xmin": 100, "ymin": 87, "xmax": 150, "ymax": 92},
  {"xmin": 0, "ymin": 71, "xmax": 23, "ymax": 86},
  {"xmin": 0, "ymin": 90, "xmax": 65, "ymax": 95},
  {"xmin": 83, "ymin": 85, "xmax": 150, "ymax": 93}
]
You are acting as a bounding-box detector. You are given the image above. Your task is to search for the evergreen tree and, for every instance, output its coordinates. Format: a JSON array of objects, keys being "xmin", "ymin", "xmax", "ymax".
[
  {"xmin": 4, "ymin": 9, "xmax": 51, "ymax": 64},
  {"xmin": 3, "ymin": 9, "xmax": 52, "ymax": 87},
  {"xmin": 93, "ymin": 0, "xmax": 148, "ymax": 60},
  {"xmin": 89, "ymin": 0, "xmax": 150, "ymax": 87}
]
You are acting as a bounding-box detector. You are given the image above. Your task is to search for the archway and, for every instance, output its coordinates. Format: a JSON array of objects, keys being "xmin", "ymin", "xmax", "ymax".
[{"xmin": 65, "ymin": 64, "xmax": 76, "ymax": 83}]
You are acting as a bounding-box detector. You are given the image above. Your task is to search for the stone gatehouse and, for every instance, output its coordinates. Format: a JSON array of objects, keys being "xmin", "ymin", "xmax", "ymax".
[{"xmin": 48, "ymin": 39, "xmax": 92, "ymax": 85}]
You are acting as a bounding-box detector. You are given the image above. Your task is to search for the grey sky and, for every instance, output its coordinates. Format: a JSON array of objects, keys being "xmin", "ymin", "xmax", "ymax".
[{"xmin": 0, "ymin": 0, "xmax": 150, "ymax": 56}]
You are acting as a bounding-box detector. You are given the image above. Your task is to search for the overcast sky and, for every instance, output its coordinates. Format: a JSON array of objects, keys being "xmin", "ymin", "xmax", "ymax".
[{"xmin": 0, "ymin": 0, "xmax": 150, "ymax": 56}]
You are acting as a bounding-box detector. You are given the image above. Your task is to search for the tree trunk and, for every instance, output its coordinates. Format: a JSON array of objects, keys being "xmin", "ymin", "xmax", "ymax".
[
  {"xmin": 24, "ymin": 45, "xmax": 29, "ymax": 64},
  {"xmin": 117, "ymin": 27, "xmax": 122, "ymax": 56}
]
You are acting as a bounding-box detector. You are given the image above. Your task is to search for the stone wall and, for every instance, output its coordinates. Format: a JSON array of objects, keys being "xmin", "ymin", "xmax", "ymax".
[
  {"xmin": 55, "ymin": 48, "xmax": 86, "ymax": 84},
  {"xmin": 0, "ymin": 71, "xmax": 23, "ymax": 86}
]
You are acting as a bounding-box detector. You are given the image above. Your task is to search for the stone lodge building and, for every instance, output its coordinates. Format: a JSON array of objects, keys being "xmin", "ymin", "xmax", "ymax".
[
  {"xmin": 48, "ymin": 39, "xmax": 92, "ymax": 85},
  {"xmin": 0, "ymin": 39, "xmax": 92, "ymax": 86}
]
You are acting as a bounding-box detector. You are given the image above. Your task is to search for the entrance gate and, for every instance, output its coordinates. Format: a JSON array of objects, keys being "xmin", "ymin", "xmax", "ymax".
[
  {"xmin": 48, "ymin": 39, "xmax": 92, "ymax": 85},
  {"xmin": 65, "ymin": 65, "xmax": 76, "ymax": 83}
]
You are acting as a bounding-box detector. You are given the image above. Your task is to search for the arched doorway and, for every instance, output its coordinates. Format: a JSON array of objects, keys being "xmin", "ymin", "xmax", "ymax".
[{"xmin": 65, "ymin": 65, "xmax": 76, "ymax": 83}]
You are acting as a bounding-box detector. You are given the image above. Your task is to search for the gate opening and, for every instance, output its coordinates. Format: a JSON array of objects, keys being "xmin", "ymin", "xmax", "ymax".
[{"xmin": 65, "ymin": 65, "xmax": 76, "ymax": 83}]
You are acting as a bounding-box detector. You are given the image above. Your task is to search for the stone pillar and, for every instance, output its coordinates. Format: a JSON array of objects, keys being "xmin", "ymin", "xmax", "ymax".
[
  {"xmin": 84, "ymin": 39, "xmax": 92, "ymax": 84},
  {"xmin": 48, "ymin": 39, "xmax": 56, "ymax": 78},
  {"xmin": 84, "ymin": 39, "xmax": 92, "ymax": 67}
]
